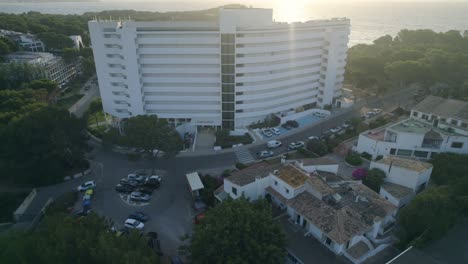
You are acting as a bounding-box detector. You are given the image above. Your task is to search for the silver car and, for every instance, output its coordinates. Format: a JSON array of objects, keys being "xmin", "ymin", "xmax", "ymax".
[{"xmin": 130, "ymin": 191, "xmax": 151, "ymax": 202}]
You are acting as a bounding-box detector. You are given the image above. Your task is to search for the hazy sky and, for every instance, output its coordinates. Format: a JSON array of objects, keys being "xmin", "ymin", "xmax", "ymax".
[{"xmin": 102, "ymin": 0, "xmax": 467, "ymax": 2}]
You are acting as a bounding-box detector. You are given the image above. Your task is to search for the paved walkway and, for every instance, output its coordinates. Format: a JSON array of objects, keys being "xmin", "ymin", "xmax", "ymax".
[{"xmin": 194, "ymin": 128, "xmax": 215, "ymax": 152}]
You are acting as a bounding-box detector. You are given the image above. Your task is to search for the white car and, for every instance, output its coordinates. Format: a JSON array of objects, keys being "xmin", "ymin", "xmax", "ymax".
[
  {"xmin": 127, "ymin": 173, "xmax": 145, "ymax": 182},
  {"xmin": 308, "ymin": 136, "xmax": 319, "ymax": 141},
  {"xmin": 130, "ymin": 191, "xmax": 151, "ymax": 202},
  {"xmin": 124, "ymin": 218, "xmax": 144, "ymax": 230},
  {"xmin": 342, "ymin": 121, "xmax": 351, "ymax": 129},
  {"xmin": 373, "ymin": 108, "xmax": 382, "ymax": 114},
  {"xmin": 314, "ymin": 112, "xmax": 326, "ymax": 118},
  {"xmin": 147, "ymin": 175, "xmax": 162, "ymax": 183},
  {"xmin": 330, "ymin": 126, "xmax": 342, "ymax": 133},
  {"xmin": 270, "ymin": 128, "xmax": 281, "ymax": 135},
  {"xmin": 257, "ymin": 150, "xmax": 274, "ymax": 158},
  {"xmin": 262, "ymin": 128, "xmax": 273, "ymax": 137},
  {"xmin": 267, "ymin": 140, "xmax": 282, "ymax": 149},
  {"xmin": 288, "ymin": 141, "xmax": 305, "ymax": 150},
  {"xmin": 77, "ymin": 181, "xmax": 96, "ymax": 192}
]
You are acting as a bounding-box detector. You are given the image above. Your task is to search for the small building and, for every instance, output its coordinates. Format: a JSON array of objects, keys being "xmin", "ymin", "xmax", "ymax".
[
  {"xmin": 69, "ymin": 35, "xmax": 84, "ymax": 49},
  {"xmin": 291, "ymin": 157, "xmax": 339, "ymax": 174},
  {"xmin": 186, "ymin": 172, "xmax": 204, "ymax": 198},
  {"xmin": 370, "ymin": 156, "xmax": 433, "ymax": 208},
  {"xmin": 355, "ymin": 96, "xmax": 468, "ymax": 159},
  {"xmin": 218, "ymin": 160, "xmax": 397, "ymax": 264},
  {"xmin": 0, "ymin": 29, "xmax": 45, "ymax": 52}
]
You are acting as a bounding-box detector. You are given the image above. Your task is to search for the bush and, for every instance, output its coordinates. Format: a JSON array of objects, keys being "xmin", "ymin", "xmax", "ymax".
[
  {"xmin": 235, "ymin": 163, "xmax": 247, "ymax": 170},
  {"xmin": 249, "ymin": 114, "xmax": 280, "ymax": 129},
  {"xmin": 361, "ymin": 152, "xmax": 372, "ymax": 160},
  {"xmin": 215, "ymin": 130, "xmax": 253, "ymax": 149},
  {"xmin": 345, "ymin": 153, "xmax": 363, "ymax": 166},
  {"xmin": 363, "ymin": 168, "xmax": 385, "ymax": 192},
  {"xmin": 375, "ymin": 155, "xmax": 383, "ymax": 161},
  {"xmin": 325, "ymin": 138, "xmax": 340, "ymax": 153},
  {"xmin": 200, "ymin": 175, "xmax": 222, "ymax": 207},
  {"xmin": 297, "ymin": 148, "xmax": 317, "ymax": 158},
  {"xmin": 369, "ymin": 116, "xmax": 388, "ymax": 129},
  {"xmin": 306, "ymin": 139, "xmax": 328, "ymax": 156}
]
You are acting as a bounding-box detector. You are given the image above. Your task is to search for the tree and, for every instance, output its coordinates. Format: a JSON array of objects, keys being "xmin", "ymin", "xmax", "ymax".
[
  {"xmin": 122, "ymin": 115, "xmax": 183, "ymax": 157},
  {"xmin": 27, "ymin": 79, "xmax": 58, "ymax": 94},
  {"xmin": 37, "ymin": 32, "xmax": 74, "ymax": 51},
  {"xmin": 306, "ymin": 139, "xmax": 328, "ymax": 156},
  {"xmin": 200, "ymin": 175, "xmax": 222, "ymax": 207},
  {"xmin": 0, "ymin": 106, "xmax": 88, "ymax": 186},
  {"xmin": 0, "ymin": 62, "xmax": 46, "ymax": 90},
  {"xmin": 62, "ymin": 47, "xmax": 79, "ymax": 63},
  {"xmin": 397, "ymin": 186, "xmax": 459, "ymax": 248},
  {"xmin": 363, "ymin": 168, "xmax": 385, "ymax": 192},
  {"xmin": 81, "ymin": 57, "xmax": 96, "ymax": 78},
  {"xmin": 87, "ymin": 98, "xmax": 103, "ymax": 127},
  {"xmin": 0, "ymin": 213, "xmax": 160, "ymax": 264},
  {"xmin": 188, "ymin": 198, "xmax": 286, "ymax": 263},
  {"xmin": 429, "ymin": 153, "xmax": 468, "ymax": 185}
]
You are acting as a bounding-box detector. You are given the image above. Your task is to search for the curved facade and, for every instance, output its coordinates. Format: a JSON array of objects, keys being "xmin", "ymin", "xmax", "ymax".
[{"xmin": 89, "ymin": 8, "xmax": 350, "ymax": 130}]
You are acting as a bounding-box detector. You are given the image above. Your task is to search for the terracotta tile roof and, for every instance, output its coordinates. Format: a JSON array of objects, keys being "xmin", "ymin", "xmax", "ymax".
[
  {"xmin": 225, "ymin": 162, "xmax": 281, "ymax": 186},
  {"xmin": 265, "ymin": 186, "xmax": 288, "ymax": 204},
  {"xmin": 287, "ymin": 182, "xmax": 396, "ymax": 244},
  {"xmin": 375, "ymin": 156, "xmax": 432, "ymax": 172},
  {"xmin": 306, "ymin": 174, "xmax": 335, "ymax": 196},
  {"xmin": 275, "ymin": 165, "xmax": 310, "ymax": 188},
  {"xmin": 381, "ymin": 182, "xmax": 413, "ymax": 199}
]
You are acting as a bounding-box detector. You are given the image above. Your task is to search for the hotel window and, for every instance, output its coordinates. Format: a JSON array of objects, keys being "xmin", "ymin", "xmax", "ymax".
[
  {"xmin": 412, "ymin": 111, "xmax": 418, "ymax": 117},
  {"xmin": 397, "ymin": 149, "xmax": 412, "ymax": 156},
  {"xmin": 285, "ymin": 188, "xmax": 290, "ymax": 194},
  {"xmin": 274, "ymin": 181, "xmax": 278, "ymax": 186},
  {"xmin": 232, "ymin": 187, "xmax": 237, "ymax": 195},
  {"xmin": 451, "ymin": 142, "xmax": 464, "ymax": 149},
  {"xmin": 422, "ymin": 114, "xmax": 428, "ymax": 120}
]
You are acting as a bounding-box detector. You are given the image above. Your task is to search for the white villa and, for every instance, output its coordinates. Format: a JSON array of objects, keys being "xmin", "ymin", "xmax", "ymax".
[
  {"xmin": 355, "ymin": 96, "xmax": 468, "ymax": 159},
  {"xmin": 215, "ymin": 159, "xmax": 397, "ymax": 264},
  {"xmin": 370, "ymin": 156, "xmax": 433, "ymax": 209}
]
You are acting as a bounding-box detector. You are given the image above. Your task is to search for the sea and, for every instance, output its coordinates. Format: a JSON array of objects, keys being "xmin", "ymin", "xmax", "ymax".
[{"xmin": 0, "ymin": 1, "xmax": 467, "ymax": 46}]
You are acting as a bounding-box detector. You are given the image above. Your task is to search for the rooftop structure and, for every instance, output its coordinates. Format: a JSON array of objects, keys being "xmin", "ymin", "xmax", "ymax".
[
  {"xmin": 413, "ymin": 95, "xmax": 468, "ymax": 122},
  {"xmin": 275, "ymin": 165, "xmax": 310, "ymax": 188},
  {"xmin": 88, "ymin": 8, "xmax": 350, "ymax": 131},
  {"xmin": 380, "ymin": 182, "xmax": 413, "ymax": 200},
  {"xmin": 225, "ymin": 162, "xmax": 280, "ymax": 186},
  {"xmin": 374, "ymin": 156, "xmax": 433, "ymax": 173},
  {"xmin": 0, "ymin": 29, "xmax": 45, "ymax": 52}
]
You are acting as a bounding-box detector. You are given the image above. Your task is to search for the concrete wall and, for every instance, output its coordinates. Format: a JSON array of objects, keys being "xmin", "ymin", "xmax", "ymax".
[{"xmin": 270, "ymin": 174, "xmax": 300, "ymax": 200}]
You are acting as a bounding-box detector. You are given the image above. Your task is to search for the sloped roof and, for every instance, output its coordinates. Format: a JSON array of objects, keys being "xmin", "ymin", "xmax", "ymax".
[
  {"xmin": 225, "ymin": 162, "xmax": 280, "ymax": 186},
  {"xmin": 275, "ymin": 165, "xmax": 310, "ymax": 188},
  {"xmin": 413, "ymin": 95, "xmax": 468, "ymax": 121},
  {"xmin": 381, "ymin": 182, "xmax": 413, "ymax": 199}
]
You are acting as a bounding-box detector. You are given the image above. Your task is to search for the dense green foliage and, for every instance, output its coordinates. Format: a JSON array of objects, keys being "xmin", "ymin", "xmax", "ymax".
[
  {"xmin": 215, "ymin": 129, "xmax": 253, "ymax": 149},
  {"xmin": 0, "ymin": 62, "xmax": 46, "ymax": 90},
  {"xmin": 397, "ymin": 153, "xmax": 468, "ymax": 247},
  {"xmin": 103, "ymin": 115, "xmax": 183, "ymax": 157},
  {"xmin": 189, "ymin": 198, "xmax": 286, "ymax": 263},
  {"xmin": 346, "ymin": 29, "xmax": 468, "ymax": 100},
  {"xmin": 0, "ymin": 36, "xmax": 17, "ymax": 60},
  {"xmin": 0, "ymin": 89, "xmax": 88, "ymax": 186},
  {"xmin": 0, "ymin": 213, "xmax": 159, "ymax": 263},
  {"xmin": 200, "ymin": 175, "xmax": 222, "ymax": 207},
  {"xmin": 306, "ymin": 139, "xmax": 328, "ymax": 156},
  {"xmin": 363, "ymin": 168, "xmax": 385, "ymax": 192},
  {"xmin": 345, "ymin": 153, "xmax": 363, "ymax": 166}
]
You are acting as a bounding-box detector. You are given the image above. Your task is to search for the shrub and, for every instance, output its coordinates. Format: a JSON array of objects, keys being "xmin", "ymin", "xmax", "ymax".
[
  {"xmin": 306, "ymin": 139, "xmax": 328, "ymax": 156},
  {"xmin": 369, "ymin": 116, "xmax": 388, "ymax": 129},
  {"xmin": 363, "ymin": 168, "xmax": 385, "ymax": 192},
  {"xmin": 375, "ymin": 155, "xmax": 383, "ymax": 161},
  {"xmin": 215, "ymin": 130, "xmax": 253, "ymax": 149},
  {"xmin": 345, "ymin": 153, "xmax": 363, "ymax": 166},
  {"xmin": 235, "ymin": 163, "xmax": 247, "ymax": 170},
  {"xmin": 249, "ymin": 114, "xmax": 280, "ymax": 129},
  {"xmin": 361, "ymin": 152, "xmax": 372, "ymax": 160},
  {"xmin": 297, "ymin": 148, "xmax": 317, "ymax": 158}
]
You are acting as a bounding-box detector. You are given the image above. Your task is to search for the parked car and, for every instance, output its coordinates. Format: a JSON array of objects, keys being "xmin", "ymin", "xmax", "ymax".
[
  {"xmin": 147, "ymin": 175, "xmax": 162, "ymax": 183},
  {"xmin": 193, "ymin": 213, "xmax": 206, "ymax": 225},
  {"xmin": 285, "ymin": 120, "xmax": 299, "ymax": 128},
  {"xmin": 288, "ymin": 141, "xmax": 305, "ymax": 150},
  {"xmin": 330, "ymin": 126, "xmax": 342, "ymax": 133},
  {"xmin": 270, "ymin": 127, "xmax": 281, "ymax": 135},
  {"xmin": 130, "ymin": 191, "xmax": 151, "ymax": 202},
  {"xmin": 77, "ymin": 181, "xmax": 96, "ymax": 192},
  {"xmin": 308, "ymin": 136, "xmax": 319, "ymax": 141},
  {"xmin": 261, "ymin": 128, "xmax": 273, "ymax": 137},
  {"xmin": 129, "ymin": 211, "xmax": 149, "ymax": 222},
  {"xmin": 320, "ymin": 130, "xmax": 332, "ymax": 140},
  {"xmin": 313, "ymin": 112, "xmax": 326, "ymax": 118},
  {"xmin": 137, "ymin": 187, "xmax": 154, "ymax": 195},
  {"xmin": 143, "ymin": 180, "xmax": 161, "ymax": 189},
  {"xmin": 115, "ymin": 184, "xmax": 134, "ymax": 193},
  {"xmin": 124, "ymin": 218, "xmax": 144, "ymax": 229},
  {"xmin": 342, "ymin": 121, "xmax": 351, "ymax": 129},
  {"xmin": 120, "ymin": 178, "xmax": 140, "ymax": 187},
  {"xmin": 127, "ymin": 173, "xmax": 145, "ymax": 182},
  {"xmin": 267, "ymin": 140, "xmax": 282, "ymax": 149},
  {"xmin": 372, "ymin": 108, "xmax": 382, "ymax": 114},
  {"xmin": 257, "ymin": 150, "xmax": 274, "ymax": 158}
]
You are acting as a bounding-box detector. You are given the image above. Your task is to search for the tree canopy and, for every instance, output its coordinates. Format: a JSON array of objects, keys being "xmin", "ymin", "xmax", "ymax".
[
  {"xmin": 188, "ymin": 198, "xmax": 286, "ymax": 264},
  {"xmin": 346, "ymin": 29, "xmax": 468, "ymax": 100},
  {"xmin": 0, "ymin": 213, "xmax": 159, "ymax": 264},
  {"xmin": 362, "ymin": 168, "xmax": 385, "ymax": 192},
  {"xmin": 397, "ymin": 153, "xmax": 468, "ymax": 248}
]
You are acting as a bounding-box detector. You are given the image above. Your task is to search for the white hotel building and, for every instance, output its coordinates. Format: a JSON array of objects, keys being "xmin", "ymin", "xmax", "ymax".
[{"xmin": 89, "ymin": 8, "xmax": 350, "ymax": 130}]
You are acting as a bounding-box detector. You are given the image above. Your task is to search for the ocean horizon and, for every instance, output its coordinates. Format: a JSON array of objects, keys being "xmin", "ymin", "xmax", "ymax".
[{"xmin": 0, "ymin": 1, "xmax": 467, "ymax": 45}]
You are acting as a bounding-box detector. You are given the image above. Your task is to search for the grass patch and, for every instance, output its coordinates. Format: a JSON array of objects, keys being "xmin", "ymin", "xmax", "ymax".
[
  {"xmin": 0, "ymin": 192, "xmax": 30, "ymax": 222},
  {"xmin": 56, "ymin": 94, "xmax": 84, "ymax": 109}
]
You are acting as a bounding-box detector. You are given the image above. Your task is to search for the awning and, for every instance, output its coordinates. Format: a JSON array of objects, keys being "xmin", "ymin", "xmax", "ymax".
[{"xmin": 186, "ymin": 172, "xmax": 204, "ymax": 192}]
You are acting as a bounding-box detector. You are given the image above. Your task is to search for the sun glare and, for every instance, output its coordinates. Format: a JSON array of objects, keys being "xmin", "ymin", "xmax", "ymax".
[{"xmin": 272, "ymin": 0, "xmax": 310, "ymax": 22}]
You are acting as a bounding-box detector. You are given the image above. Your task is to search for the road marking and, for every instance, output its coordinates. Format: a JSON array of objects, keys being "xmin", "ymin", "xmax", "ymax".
[{"xmin": 235, "ymin": 148, "xmax": 255, "ymax": 164}]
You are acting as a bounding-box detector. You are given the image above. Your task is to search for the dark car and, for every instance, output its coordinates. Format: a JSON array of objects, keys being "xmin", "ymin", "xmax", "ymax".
[
  {"xmin": 129, "ymin": 211, "xmax": 149, "ymax": 222},
  {"xmin": 115, "ymin": 184, "xmax": 134, "ymax": 193},
  {"xmin": 137, "ymin": 187, "xmax": 154, "ymax": 195},
  {"xmin": 120, "ymin": 178, "xmax": 140, "ymax": 187},
  {"xmin": 143, "ymin": 179, "xmax": 161, "ymax": 189}
]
